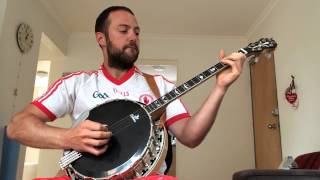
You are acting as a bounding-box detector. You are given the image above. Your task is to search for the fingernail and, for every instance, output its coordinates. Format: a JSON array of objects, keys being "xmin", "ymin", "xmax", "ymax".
[{"xmin": 102, "ymin": 124, "xmax": 108, "ymax": 131}]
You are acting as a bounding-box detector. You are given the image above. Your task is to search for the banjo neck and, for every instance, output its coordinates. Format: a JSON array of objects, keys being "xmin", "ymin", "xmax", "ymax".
[
  {"xmin": 144, "ymin": 48, "xmax": 248, "ymax": 115},
  {"xmin": 144, "ymin": 37, "xmax": 278, "ymax": 115}
]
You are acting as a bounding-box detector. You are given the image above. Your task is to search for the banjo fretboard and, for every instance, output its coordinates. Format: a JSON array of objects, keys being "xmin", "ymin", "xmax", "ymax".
[{"xmin": 144, "ymin": 48, "xmax": 248, "ymax": 114}]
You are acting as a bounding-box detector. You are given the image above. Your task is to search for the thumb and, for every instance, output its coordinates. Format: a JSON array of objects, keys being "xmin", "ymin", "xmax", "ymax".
[{"xmin": 219, "ymin": 49, "xmax": 225, "ymax": 60}]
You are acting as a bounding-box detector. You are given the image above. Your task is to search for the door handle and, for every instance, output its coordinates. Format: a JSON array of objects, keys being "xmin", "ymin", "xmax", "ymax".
[
  {"xmin": 267, "ymin": 123, "xmax": 278, "ymax": 129},
  {"xmin": 272, "ymin": 108, "xmax": 279, "ymax": 116}
]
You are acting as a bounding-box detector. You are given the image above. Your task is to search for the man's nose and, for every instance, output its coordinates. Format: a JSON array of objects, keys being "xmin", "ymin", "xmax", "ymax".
[{"xmin": 128, "ymin": 30, "xmax": 138, "ymax": 42}]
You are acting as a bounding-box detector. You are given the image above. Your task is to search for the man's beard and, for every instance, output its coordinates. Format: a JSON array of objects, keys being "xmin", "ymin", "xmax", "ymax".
[{"xmin": 107, "ymin": 40, "xmax": 139, "ymax": 70}]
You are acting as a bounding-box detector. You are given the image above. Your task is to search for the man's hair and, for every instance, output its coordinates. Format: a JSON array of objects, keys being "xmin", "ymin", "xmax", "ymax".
[{"xmin": 95, "ymin": 6, "xmax": 135, "ymax": 34}]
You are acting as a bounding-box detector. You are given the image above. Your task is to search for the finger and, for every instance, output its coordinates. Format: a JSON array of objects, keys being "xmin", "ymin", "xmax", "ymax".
[
  {"xmin": 84, "ymin": 138, "xmax": 110, "ymax": 147},
  {"xmin": 82, "ymin": 120, "xmax": 108, "ymax": 131},
  {"xmin": 85, "ymin": 145, "xmax": 108, "ymax": 156},
  {"xmin": 220, "ymin": 58, "xmax": 241, "ymax": 75},
  {"xmin": 219, "ymin": 49, "xmax": 225, "ymax": 60},
  {"xmin": 228, "ymin": 52, "xmax": 246, "ymax": 62},
  {"xmin": 84, "ymin": 130, "xmax": 112, "ymax": 139},
  {"xmin": 220, "ymin": 58, "xmax": 236, "ymax": 66},
  {"xmin": 94, "ymin": 145, "xmax": 109, "ymax": 156},
  {"xmin": 228, "ymin": 53, "xmax": 246, "ymax": 68}
]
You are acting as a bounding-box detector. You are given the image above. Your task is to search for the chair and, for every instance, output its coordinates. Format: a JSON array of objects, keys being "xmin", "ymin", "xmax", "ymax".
[
  {"xmin": 295, "ymin": 151, "xmax": 320, "ymax": 169},
  {"xmin": 232, "ymin": 169, "xmax": 320, "ymax": 180}
]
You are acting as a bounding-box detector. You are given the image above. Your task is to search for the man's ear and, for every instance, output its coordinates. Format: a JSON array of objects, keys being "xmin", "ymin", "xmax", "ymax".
[{"xmin": 96, "ymin": 32, "xmax": 106, "ymax": 46}]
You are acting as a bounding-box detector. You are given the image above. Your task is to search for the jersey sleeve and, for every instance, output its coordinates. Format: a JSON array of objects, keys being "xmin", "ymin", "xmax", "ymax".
[
  {"xmin": 31, "ymin": 73, "xmax": 79, "ymax": 120},
  {"xmin": 155, "ymin": 76, "xmax": 191, "ymax": 127}
]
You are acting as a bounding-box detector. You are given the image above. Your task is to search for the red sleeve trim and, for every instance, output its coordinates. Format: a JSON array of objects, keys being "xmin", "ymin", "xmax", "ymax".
[
  {"xmin": 31, "ymin": 101, "xmax": 57, "ymax": 121},
  {"xmin": 165, "ymin": 113, "xmax": 190, "ymax": 127}
]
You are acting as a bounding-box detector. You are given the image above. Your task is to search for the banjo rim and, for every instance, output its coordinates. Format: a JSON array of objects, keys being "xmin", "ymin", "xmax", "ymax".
[{"xmin": 67, "ymin": 99, "xmax": 156, "ymax": 179}]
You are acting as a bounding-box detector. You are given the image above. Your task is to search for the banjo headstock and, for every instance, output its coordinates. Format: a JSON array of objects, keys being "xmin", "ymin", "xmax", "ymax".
[{"xmin": 239, "ymin": 38, "xmax": 278, "ymax": 64}]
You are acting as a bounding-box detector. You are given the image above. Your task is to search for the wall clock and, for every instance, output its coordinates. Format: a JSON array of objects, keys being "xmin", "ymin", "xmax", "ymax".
[{"xmin": 16, "ymin": 23, "xmax": 34, "ymax": 53}]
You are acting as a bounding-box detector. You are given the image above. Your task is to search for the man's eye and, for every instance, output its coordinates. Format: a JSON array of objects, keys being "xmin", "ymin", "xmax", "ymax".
[{"xmin": 119, "ymin": 30, "xmax": 128, "ymax": 34}]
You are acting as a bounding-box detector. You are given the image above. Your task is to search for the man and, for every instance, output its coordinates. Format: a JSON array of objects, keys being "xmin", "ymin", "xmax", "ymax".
[{"xmin": 7, "ymin": 5, "xmax": 245, "ymax": 177}]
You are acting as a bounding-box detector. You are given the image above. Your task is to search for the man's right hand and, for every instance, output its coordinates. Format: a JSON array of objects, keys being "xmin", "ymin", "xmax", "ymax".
[{"xmin": 64, "ymin": 120, "xmax": 112, "ymax": 156}]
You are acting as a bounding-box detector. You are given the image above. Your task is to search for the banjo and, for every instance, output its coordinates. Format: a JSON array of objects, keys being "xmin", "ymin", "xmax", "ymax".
[{"xmin": 59, "ymin": 38, "xmax": 277, "ymax": 180}]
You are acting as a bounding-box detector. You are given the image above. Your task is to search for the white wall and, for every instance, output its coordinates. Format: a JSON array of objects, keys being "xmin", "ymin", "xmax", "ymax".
[
  {"xmin": 36, "ymin": 33, "xmax": 255, "ymax": 180},
  {"xmin": 0, "ymin": 0, "xmax": 68, "ymax": 179},
  {"xmin": 0, "ymin": 0, "xmax": 8, "ymax": 171},
  {"xmin": 141, "ymin": 35, "xmax": 255, "ymax": 180},
  {"xmin": 249, "ymin": 0, "xmax": 320, "ymax": 159},
  {"xmin": 0, "ymin": 0, "xmax": 7, "ymax": 39},
  {"xmin": 2, "ymin": 1, "xmax": 320, "ymax": 179}
]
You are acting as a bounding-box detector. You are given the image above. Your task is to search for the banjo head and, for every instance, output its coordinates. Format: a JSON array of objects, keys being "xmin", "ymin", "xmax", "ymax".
[{"xmin": 71, "ymin": 99, "xmax": 153, "ymax": 178}]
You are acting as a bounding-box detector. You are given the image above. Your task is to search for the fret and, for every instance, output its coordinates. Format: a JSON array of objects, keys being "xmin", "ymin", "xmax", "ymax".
[
  {"xmin": 189, "ymin": 79, "xmax": 197, "ymax": 86},
  {"xmin": 161, "ymin": 95, "xmax": 169, "ymax": 103},
  {"xmin": 145, "ymin": 105, "xmax": 152, "ymax": 113},
  {"xmin": 169, "ymin": 91, "xmax": 177, "ymax": 98},
  {"xmin": 215, "ymin": 62, "xmax": 225, "ymax": 69},
  {"xmin": 191, "ymin": 77, "xmax": 200, "ymax": 84},
  {"xmin": 153, "ymin": 100, "xmax": 160, "ymax": 107},
  {"xmin": 177, "ymin": 86, "xmax": 185, "ymax": 93},
  {"xmin": 179, "ymin": 85, "xmax": 185, "ymax": 91},
  {"xmin": 171, "ymin": 88, "xmax": 178, "ymax": 97},
  {"xmin": 182, "ymin": 83, "xmax": 190, "ymax": 90},
  {"xmin": 166, "ymin": 92, "xmax": 174, "ymax": 99},
  {"xmin": 164, "ymin": 94, "xmax": 172, "ymax": 101},
  {"xmin": 150, "ymin": 105, "xmax": 156, "ymax": 112},
  {"xmin": 197, "ymin": 74, "xmax": 205, "ymax": 81},
  {"xmin": 157, "ymin": 98, "xmax": 165, "ymax": 106},
  {"xmin": 186, "ymin": 80, "xmax": 195, "ymax": 87},
  {"xmin": 150, "ymin": 102, "xmax": 157, "ymax": 110},
  {"xmin": 203, "ymin": 69, "xmax": 211, "ymax": 77},
  {"xmin": 146, "ymin": 57, "xmax": 231, "ymax": 114},
  {"xmin": 155, "ymin": 100, "xmax": 162, "ymax": 108}
]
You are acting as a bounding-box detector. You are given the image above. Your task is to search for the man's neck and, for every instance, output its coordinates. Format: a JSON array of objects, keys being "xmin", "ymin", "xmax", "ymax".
[{"xmin": 103, "ymin": 62, "xmax": 130, "ymax": 80}]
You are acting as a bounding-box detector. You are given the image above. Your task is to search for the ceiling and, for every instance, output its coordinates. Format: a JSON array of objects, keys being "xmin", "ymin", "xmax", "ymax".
[
  {"xmin": 39, "ymin": 0, "xmax": 274, "ymax": 36},
  {"xmin": 37, "ymin": 0, "xmax": 275, "ymax": 80}
]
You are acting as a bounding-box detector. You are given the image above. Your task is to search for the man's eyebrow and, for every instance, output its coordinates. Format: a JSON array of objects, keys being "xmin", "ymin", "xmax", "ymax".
[
  {"xmin": 118, "ymin": 24, "xmax": 140, "ymax": 31},
  {"xmin": 118, "ymin": 24, "xmax": 129, "ymax": 28},
  {"xmin": 134, "ymin": 26, "xmax": 140, "ymax": 32}
]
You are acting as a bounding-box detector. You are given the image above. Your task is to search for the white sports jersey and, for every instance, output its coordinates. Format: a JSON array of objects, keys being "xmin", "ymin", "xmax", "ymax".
[{"xmin": 32, "ymin": 65, "xmax": 190, "ymax": 127}]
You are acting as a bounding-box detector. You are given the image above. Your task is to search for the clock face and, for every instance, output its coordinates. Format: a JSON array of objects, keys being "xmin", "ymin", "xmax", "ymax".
[{"xmin": 16, "ymin": 23, "xmax": 34, "ymax": 53}]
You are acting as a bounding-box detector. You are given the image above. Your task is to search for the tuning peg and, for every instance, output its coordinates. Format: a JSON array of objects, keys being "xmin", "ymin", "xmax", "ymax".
[
  {"xmin": 264, "ymin": 52, "xmax": 272, "ymax": 59},
  {"xmin": 254, "ymin": 57, "xmax": 259, "ymax": 64},
  {"xmin": 247, "ymin": 55, "xmax": 258, "ymax": 65}
]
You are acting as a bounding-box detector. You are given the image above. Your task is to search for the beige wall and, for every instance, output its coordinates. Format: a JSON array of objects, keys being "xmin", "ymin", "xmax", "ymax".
[
  {"xmin": 2, "ymin": 1, "xmax": 320, "ymax": 179},
  {"xmin": 249, "ymin": 0, "xmax": 320, "ymax": 159},
  {"xmin": 0, "ymin": 0, "xmax": 7, "ymax": 169},
  {"xmin": 0, "ymin": 0, "xmax": 68, "ymax": 179},
  {"xmin": 35, "ymin": 33, "xmax": 255, "ymax": 180},
  {"xmin": 0, "ymin": 0, "xmax": 7, "ymax": 39},
  {"xmin": 0, "ymin": 0, "xmax": 68, "ymax": 125}
]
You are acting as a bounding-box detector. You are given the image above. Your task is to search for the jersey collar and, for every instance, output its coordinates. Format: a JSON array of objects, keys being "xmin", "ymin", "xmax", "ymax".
[{"xmin": 100, "ymin": 64, "xmax": 136, "ymax": 85}]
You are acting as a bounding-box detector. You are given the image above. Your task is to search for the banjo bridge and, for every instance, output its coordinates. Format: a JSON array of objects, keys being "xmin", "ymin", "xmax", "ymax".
[{"xmin": 130, "ymin": 113, "xmax": 140, "ymax": 123}]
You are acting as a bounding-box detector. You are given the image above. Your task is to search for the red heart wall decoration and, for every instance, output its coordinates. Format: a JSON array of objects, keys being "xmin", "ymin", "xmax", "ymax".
[{"xmin": 285, "ymin": 92, "xmax": 297, "ymax": 104}]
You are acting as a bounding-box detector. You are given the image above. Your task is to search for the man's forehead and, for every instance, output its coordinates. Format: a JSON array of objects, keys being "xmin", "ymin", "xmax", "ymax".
[{"xmin": 108, "ymin": 10, "xmax": 138, "ymax": 26}]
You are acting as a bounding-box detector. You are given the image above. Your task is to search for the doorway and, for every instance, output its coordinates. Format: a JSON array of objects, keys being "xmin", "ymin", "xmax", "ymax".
[
  {"xmin": 22, "ymin": 61, "xmax": 51, "ymax": 180},
  {"xmin": 21, "ymin": 32, "xmax": 63, "ymax": 180}
]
